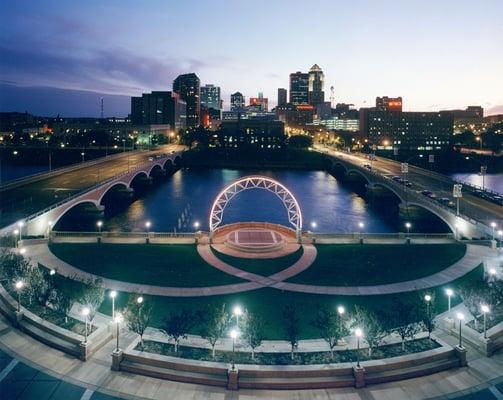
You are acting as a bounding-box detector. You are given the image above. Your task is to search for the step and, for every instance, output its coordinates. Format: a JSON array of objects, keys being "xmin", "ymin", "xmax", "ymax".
[
  {"xmin": 238, "ymin": 374, "xmax": 355, "ymax": 390},
  {"xmin": 365, "ymin": 358, "xmax": 459, "ymax": 384},
  {"xmin": 19, "ymin": 319, "xmax": 80, "ymax": 357},
  {"xmin": 120, "ymin": 360, "xmax": 227, "ymax": 388}
]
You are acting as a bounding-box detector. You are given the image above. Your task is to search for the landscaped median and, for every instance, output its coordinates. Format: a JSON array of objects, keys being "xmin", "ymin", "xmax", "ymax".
[
  {"xmin": 112, "ymin": 333, "xmax": 463, "ymax": 390},
  {"xmin": 0, "ymin": 283, "xmax": 112, "ymax": 360}
]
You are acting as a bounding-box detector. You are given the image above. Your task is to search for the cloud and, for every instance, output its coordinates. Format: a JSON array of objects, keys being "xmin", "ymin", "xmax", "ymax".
[{"xmin": 486, "ymin": 105, "xmax": 503, "ymax": 116}]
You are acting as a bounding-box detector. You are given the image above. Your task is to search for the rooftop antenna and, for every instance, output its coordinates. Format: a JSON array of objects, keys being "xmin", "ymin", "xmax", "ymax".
[
  {"xmin": 100, "ymin": 97, "xmax": 104, "ymax": 119},
  {"xmin": 330, "ymin": 86, "xmax": 335, "ymax": 108}
]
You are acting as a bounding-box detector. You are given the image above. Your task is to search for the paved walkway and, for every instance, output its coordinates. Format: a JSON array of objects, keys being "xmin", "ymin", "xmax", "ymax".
[
  {"xmin": 1, "ymin": 312, "xmax": 503, "ymax": 399},
  {"xmin": 22, "ymin": 242, "xmax": 494, "ymax": 297}
]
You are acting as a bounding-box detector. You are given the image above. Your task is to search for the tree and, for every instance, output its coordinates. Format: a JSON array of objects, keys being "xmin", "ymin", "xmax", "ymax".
[
  {"xmin": 311, "ymin": 307, "xmax": 349, "ymax": 358},
  {"xmin": 162, "ymin": 309, "xmax": 198, "ymax": 353},
  {"xmin": 24, "ymin": 266, "xmax": 47, "ymax": 306},
  {"xmin": 241, "ymin": 310, "xmax": 265, "ymax": 360},
  {"xmin": 283, "ymin": 304, "xmax": 300, "ymax": 360},
  {"xmin": 125, "ymin": 294, "xmax": 153, "ymax": 347},
  {"xmin": 388, "ymin": 297, "xmax": 423, "ymax": 351},
  {"xmin": 288, "ymin": 135, "xmax": 313, "ymax": 149},
  {"xmin": 458, "ymin": 279, "xmax": 492, "ymax": 330},
  {"xmin": 351, "ymin": 306, "xmax": 386, "ymax": 357},
  {"xmin": 52, "ymin": 275, "xmax": 82, "ymax": 323},
  {"xmin": 79, "ymin": 278, "xmax": 105, "ymax": 325},
  {"xmin": 419, "ymin": 292, "xmax": 436, "ymax": 339},
  {"xmin": 201, "ymin": 304, "xmax": 229, "ymax": 359},
  {"xmin": 0, "ymin": 249, "xmax": 31, "ymax": 284}
]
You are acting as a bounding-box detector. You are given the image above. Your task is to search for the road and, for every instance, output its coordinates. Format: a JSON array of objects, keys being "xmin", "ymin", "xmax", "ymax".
[
  {"xmin": 0, "ymin": 144, "xmax": 184, "ymax": 228},
  {"xmin": 316, "ymin": 145, "xmax": 503, "ymax": 228}
]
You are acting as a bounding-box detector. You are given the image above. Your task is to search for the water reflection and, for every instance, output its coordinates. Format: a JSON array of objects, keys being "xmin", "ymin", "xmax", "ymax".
[{"xmin": 58, "ymin": 168, "xmax": 448, "ymax": 233}]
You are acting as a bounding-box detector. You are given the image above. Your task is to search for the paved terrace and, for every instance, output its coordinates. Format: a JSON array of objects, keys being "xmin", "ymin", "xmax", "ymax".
[
  {"xmin": 1, "ymin": 311, "xmax": 503, "ymax": 399},
  {"xmin": 0, "ymin": 144, "xmax": 184, "ymax": 228}
]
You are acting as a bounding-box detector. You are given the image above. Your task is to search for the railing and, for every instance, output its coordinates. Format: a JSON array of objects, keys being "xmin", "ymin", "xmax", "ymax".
[
  {"xmin": 311, "ymin": 233, "xmax": 455, "ymax": 239},
  {"xmin": 50, "ymin": 231, "xmax": 195, "ymax": 239}
]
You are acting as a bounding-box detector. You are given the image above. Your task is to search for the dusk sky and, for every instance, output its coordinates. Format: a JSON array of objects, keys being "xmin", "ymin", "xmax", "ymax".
[{"xmin": 1, "ymin": 0, "xmax": 502, "ymax": 117}]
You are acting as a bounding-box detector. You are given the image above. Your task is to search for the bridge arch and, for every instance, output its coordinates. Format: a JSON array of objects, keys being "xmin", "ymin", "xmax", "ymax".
[
  {"xmin": 346, "ymin": 169, "xmax": 371, "ymax": 184},
  {"xmin": 148, "ymin": 163, "xmax": 163, "ymax": 177},
  {"xmin": 371, "ymin": 182, "xmax": 405, "ymax": 203},
  {"xmin": 406, "ymin": 202, "xmax": 456, "ymax": 234},
  {"xmin": 127, "ymin": 171, "xmax": 149, "ymax": 187},
  {"xmin": 163, "ymin": 159, "xmax": 174, "ymax": 169},
  {"xmin": 97, "ymin": 182, "xmax": 130, "ymax": 205},
  {"xmin": 49, "ymin": 199, "xmax": 102, "ymax": 231},
  {"xmin": 209, "ymin": 176, "xmax": 303, "ymax": 234}
]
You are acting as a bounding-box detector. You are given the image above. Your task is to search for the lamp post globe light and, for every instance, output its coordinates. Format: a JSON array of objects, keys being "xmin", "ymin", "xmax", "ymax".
[
  {"xmin": 114, "ymin": 313, "xmax": 123, "ymax": 351},
  {"xmin": 49, "ymin": 269, "xmax": 56, "ymax": 276},
  {"xmin": 424, "ymin": 294, "xmax": 432, "ymax": 338},
  {"xmin": 481, "ymin": 304, "xmax": 490, "ymax": 339},
  {"xmin": 193, "ymin": 221, "xmax": 200, "ymax": 230},
  {"xmin": 97, "ymin": 220, "xmax": 103, "ymax": 233},
  {"xmin": 14, "ymin": 280, "xmax": 24, "ymax": 312},
  {"xmin": 445, "ymin": 288, "xmax": 454, "ymax": 313},
  {"xmin": 110, "ymin": 290, "xmax": 118, "ymax": 319},
  {"xmin": 355, "ymin": 328, "xmax": 363, "ymax": 368},
  {"xmin": 145, "ymin": 221, "xmax": 151, "ymax": 232},
  {"xmin": 233, "ymin": 305, "xmax": 243, "ymax": 326},
  {"xmin": 405, "ymin": 222, "xmax": 411, "ymax": 237},
  {"xmin": 229, "ymin": 328, "xmax": 239, "ymax": 370},
  {"xmin": 19, "ymin": 247, "xmax": 26, "ymax": 255},
  {"xmin": 456, "ymin": 312, "xmax": 464, "ymax": 348},
  {"xmin": 337, "ymin": 305, "xmax": 345, "ymax": 315},
  {"xmin": 17, "ymin": 220, "xmax": 24, "ymax": 242},
  {"xmin": 311, "ymin": 221, "xmax": 317, "ymax": 230},
  {"xmin": 82, "ymin": 307, "xmax": 90, "ymax": 343}
]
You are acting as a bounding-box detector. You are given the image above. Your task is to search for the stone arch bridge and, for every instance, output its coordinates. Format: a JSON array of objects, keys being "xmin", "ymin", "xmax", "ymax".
[
  {"xmin": 327, "ymin": 155, "xmax": 492, "ymax": 239},
  {"xmin": 19, "ymin": 154, "xmax": 181, "ymax": 237}
]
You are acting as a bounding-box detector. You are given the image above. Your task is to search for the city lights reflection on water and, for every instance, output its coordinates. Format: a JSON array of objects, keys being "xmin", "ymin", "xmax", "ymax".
[{"xmin": 56, "ymin": 168, "xmax": 450, "ymax": 233}]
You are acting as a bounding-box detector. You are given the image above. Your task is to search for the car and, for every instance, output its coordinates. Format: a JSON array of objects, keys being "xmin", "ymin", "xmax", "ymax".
[
  {"xmin": 421, "ymin": 190, "xmax": 433, "ymax": 196},
  {"xmin": 363, "ymin": 164, "xmax": 372, "ymax": 170},
  {"xmin": 392, "ymin": 176, "xmax": 401, "ymax": 182},
  {"xmin": 492, "ymin": 196, "xmax": 503, "ymax": 206},
  {"xmin": 427, "ymin": 192, "xmax": 437, "ymax": 199},
  {"xmin": 148, "ymin": 156, "xmax": 154, "ymax": 161}
]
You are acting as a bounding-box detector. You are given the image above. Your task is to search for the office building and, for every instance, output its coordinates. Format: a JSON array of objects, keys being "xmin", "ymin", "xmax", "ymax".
[
  {"xmin": 277, "ymin": 88, "xmax": 287, "ymax": 107},
  {"xmin": 230, "ymin": 92, "xmax": 245, "ymax": 112},
  {"xmin": 216, "ymin": 119, "xmax": 285, "ymax": 149},
  {"xmin": 249, "ymin": 93, "xmax": 268, "ymax": 112},
  {"xmin": 308, "ymin": 64, "xmax": 325, "ymax": 106},
  {"xmin": 376, "ymin": 96, "xmax": 403, "ymax": 112},
  {"xmin": 173, "ymin": 73, "xmax": 200, "ymax": 128},
  {"xmin": 130, "ymin": 91, "xmax": 186, "ymax": 130},
  {"xmin": 365, "ymin": 110, "xmax": 453, "ymax": 150},
  {"xmin": 201, "ymin": 84, "xmax": 221, "ymax": 111},
  {"xmin": 289, "ymin": 72, "xmax": 309, "ymax": 104},
  {"xmin": 276, "ymin": 103, "xmax": 315, "ymax": 126},
  {"xmin": 309, "ymin": 117, "xmax": 359, "ymax": 132}
]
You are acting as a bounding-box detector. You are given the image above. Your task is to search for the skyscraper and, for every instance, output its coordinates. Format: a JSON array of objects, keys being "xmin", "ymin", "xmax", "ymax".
[
  {"xmin": 308, "ymin": 64, "xmax": 325, "ymax": 106},
  {"xmin": 376, "ymin": 96, "xmax": 403, "ymax": 112},
  {"xmin": 289, "ymin": 72, "xmax": 309, "ymax": 104},
  {"xmin": 230, "ymin": 92, "xmax": 245, "ymax": 111},
  {"xmin": 173, "ymin": 73, "xmax": 200, "ymax": 128},
  {"xmin": 201, "ymin": 84, "xmax": 221, "ymax": 111},
  {"xmin": 249, "ymin": 92, "xmax": 268, "ymax": 112},
  {"xmin": 130, "ymin": 91, "xmax": 186, "ymax": 130},
  {"xmin": 277, "ymin": 88, "xmax": 287, "ymax": 107}
]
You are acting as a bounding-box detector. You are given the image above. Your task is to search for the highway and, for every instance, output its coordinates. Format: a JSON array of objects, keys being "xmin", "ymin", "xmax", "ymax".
[
  {"xmin": 0, "ymin": 144, "xmax": 184, "ymax": 228},
  {"xmin": 316, "ymin": 145, "xmax": 503, "ymax": 228}
]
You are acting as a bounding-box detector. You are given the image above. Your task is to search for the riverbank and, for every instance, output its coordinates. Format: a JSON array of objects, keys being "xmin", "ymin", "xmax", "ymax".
[{"xmin": 181, "ymin": 147, "xmax": 328, "ymax": 169}]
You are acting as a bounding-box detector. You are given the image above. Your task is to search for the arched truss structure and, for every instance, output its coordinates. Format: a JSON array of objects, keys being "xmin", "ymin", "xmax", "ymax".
[{"xmin": 209, "ymin": 176, "xmax": 303, "ymax": 233}]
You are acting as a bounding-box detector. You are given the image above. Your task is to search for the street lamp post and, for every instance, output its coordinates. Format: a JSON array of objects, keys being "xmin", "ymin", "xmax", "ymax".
[
  {"xmin": 456, "ymin": 312, "xmax": 464, "ymax": 348},
  {"xmin": 405, "ymin": 222, "xmax": 411, "ymax": 243},
  {"xmin": 498, "ymin": 230, "xmax": 503, "ymax": 249},
  {"xmin": 97, "ymin": 220, "xmax": 103, "ymax": 233},
  {"xmin": 137, "ymin": 296, "xmax": 143, "ymax": 322},
  {"xmin": 358, "ymin": 222, "xmax": 364, "ymax": 243},
  {"xmin": 355, "ymin": 328, "xmax": 363, "ymax": 368},
  {"xmin": 110, "ymin": 290, "xmax": 117, "ymax": 320},
  {"xmin": 145, "ymin": 221, "xmax": 151, "ymax": 233},
  {"xmin": 193, "ymin": 221, "xmax": 200, "ymax": 231},
  {"xmin": 230, "ymin": 329, "xmax": 239, "ymax": 370},
  {"xmin": 424, "ymin": 294, "xmax": 432, "ymax": 338},
  {"xmin": 446, "ymin": 288, "xmax": 454, "ymax": 313},
  {"xmin": 114, "ymin": 313, "xmax": 123, "ymax": 351},
  {"xmin": 337, "ymin": 305, "xmax": 345, "ymax": 316},
  {"xmin": 490, "ymin": 222, "xmax": 497, "ymax": 241},
  {"xmin": 481, "ymin": 304, "xmax": 490, "ymax": 339},
  {"xmin": 15, "ymin": 280, "xmax": 24, "ymax": 312},
  {"xmin": 82, "ymin": 307, "xmax": 90, "ymax": 343},
  {"xmin": 17, "ymin": 221, "xmax": 24, "ymax": 242}
]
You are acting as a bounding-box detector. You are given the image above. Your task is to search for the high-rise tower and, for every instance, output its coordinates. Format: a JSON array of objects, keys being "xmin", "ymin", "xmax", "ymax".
[
  {"xmin": 173, "ymin": 73, "xmax": 200, "ymax": 128},
  {"xmin": 308, "ymin": 64, "xmax": 325, "ymax": 106}
]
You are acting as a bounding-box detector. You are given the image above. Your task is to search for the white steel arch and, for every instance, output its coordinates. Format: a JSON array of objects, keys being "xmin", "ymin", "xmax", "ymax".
[{"xmin": 209, "ymin": 176, "xmax": 303, "ymax": 233}]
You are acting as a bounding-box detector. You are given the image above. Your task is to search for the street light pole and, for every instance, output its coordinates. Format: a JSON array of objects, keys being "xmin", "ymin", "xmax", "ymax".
[
  {"xmin": 456, "ymin": 313, "xmax": 464, "ymax": 348},
  {"xmin": 15, "ymin": 280, "xmax": 24, "ymax": 312},
  {"xmin": 446, "ymin": 288, "xmax": 453, "ymax": 313},
  {"xmin": 355, "ymin": 328, "xmax": 362, "ymax": 368},
  {"xmin": 481, "ymin": 305, "xmax": 490, "ymax": 339}
]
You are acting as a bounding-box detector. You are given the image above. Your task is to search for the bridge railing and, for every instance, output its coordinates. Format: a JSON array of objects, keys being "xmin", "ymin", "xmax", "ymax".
[
  {"xmin": 50, "ymin": 231, "xmax": 195, "ymax": 239},
  {"xmin": 310, "ymin": 232, "xmax": 455, "ymax": 239}
]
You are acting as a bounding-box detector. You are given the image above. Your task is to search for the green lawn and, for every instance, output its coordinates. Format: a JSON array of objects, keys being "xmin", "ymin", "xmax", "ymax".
[
  {"xmin": 100, "ymin": 264, "xmax": 483, "ymax": 340},
  {"xmin": 49, "ymin": 243, "xmax": 245, "ymax": 287},
  {"xmin": 287, "ymin": 244, "xmax": 467, "ymax": 286},
  {"xmin": 211, "ymin": 247, "xmax": 304, "ymax": 276}
]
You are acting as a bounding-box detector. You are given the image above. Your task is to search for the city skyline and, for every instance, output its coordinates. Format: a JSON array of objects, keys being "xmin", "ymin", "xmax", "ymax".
[{"xmin": 1, "ymin": 0, "xmax": 503, "ymax": 117}]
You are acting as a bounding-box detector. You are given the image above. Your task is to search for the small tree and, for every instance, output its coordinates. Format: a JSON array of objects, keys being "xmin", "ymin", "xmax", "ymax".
[
  {"xmin": 419, "ymin": 292, "xmax": 436, "ymax": 339},
  {"xmin": 125, "ymin": 294, "xmax": 153, "ymax": 347},
  {"xmin": 242, "ymin": 310, "xmax": 265, "ymax": 361},
  {"xmin": 24, "ymin": 266, "xmax": 47, "ymax": 306},
  {"xmin": 201, "ymin": 304, "xmax": 229, "ymax": 359},
  {"xmin": 352, "ymin": 306, "xmax": 386, "ymax": 357},
  {"xmin": 162, "ymin": 309, "xmax": 198, "ymax": 353},
  {"xmin": 388, "ymin": 297, "xmax": 422, "ymax": 351},
  {"xmin": 0, "ymin": 249, "xmax": 31, "ymax": 284},
  {"xmin": 52, "ymin": 275, "xmax": 82, "ymax": 323},
  {"xmin": 79, "ymin": 278, "xmax": 105, "ymax": 325},
  {"xmin": 283, "ymin": 304, "xmax": 300, "ymax": 360},
  {"xmin": 458, "ymin": 280, "xmax": 492, "ymax": 330},
  {"xmin": 311, "ymin": 307, "xmax": 349, "ymax": 358}
]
